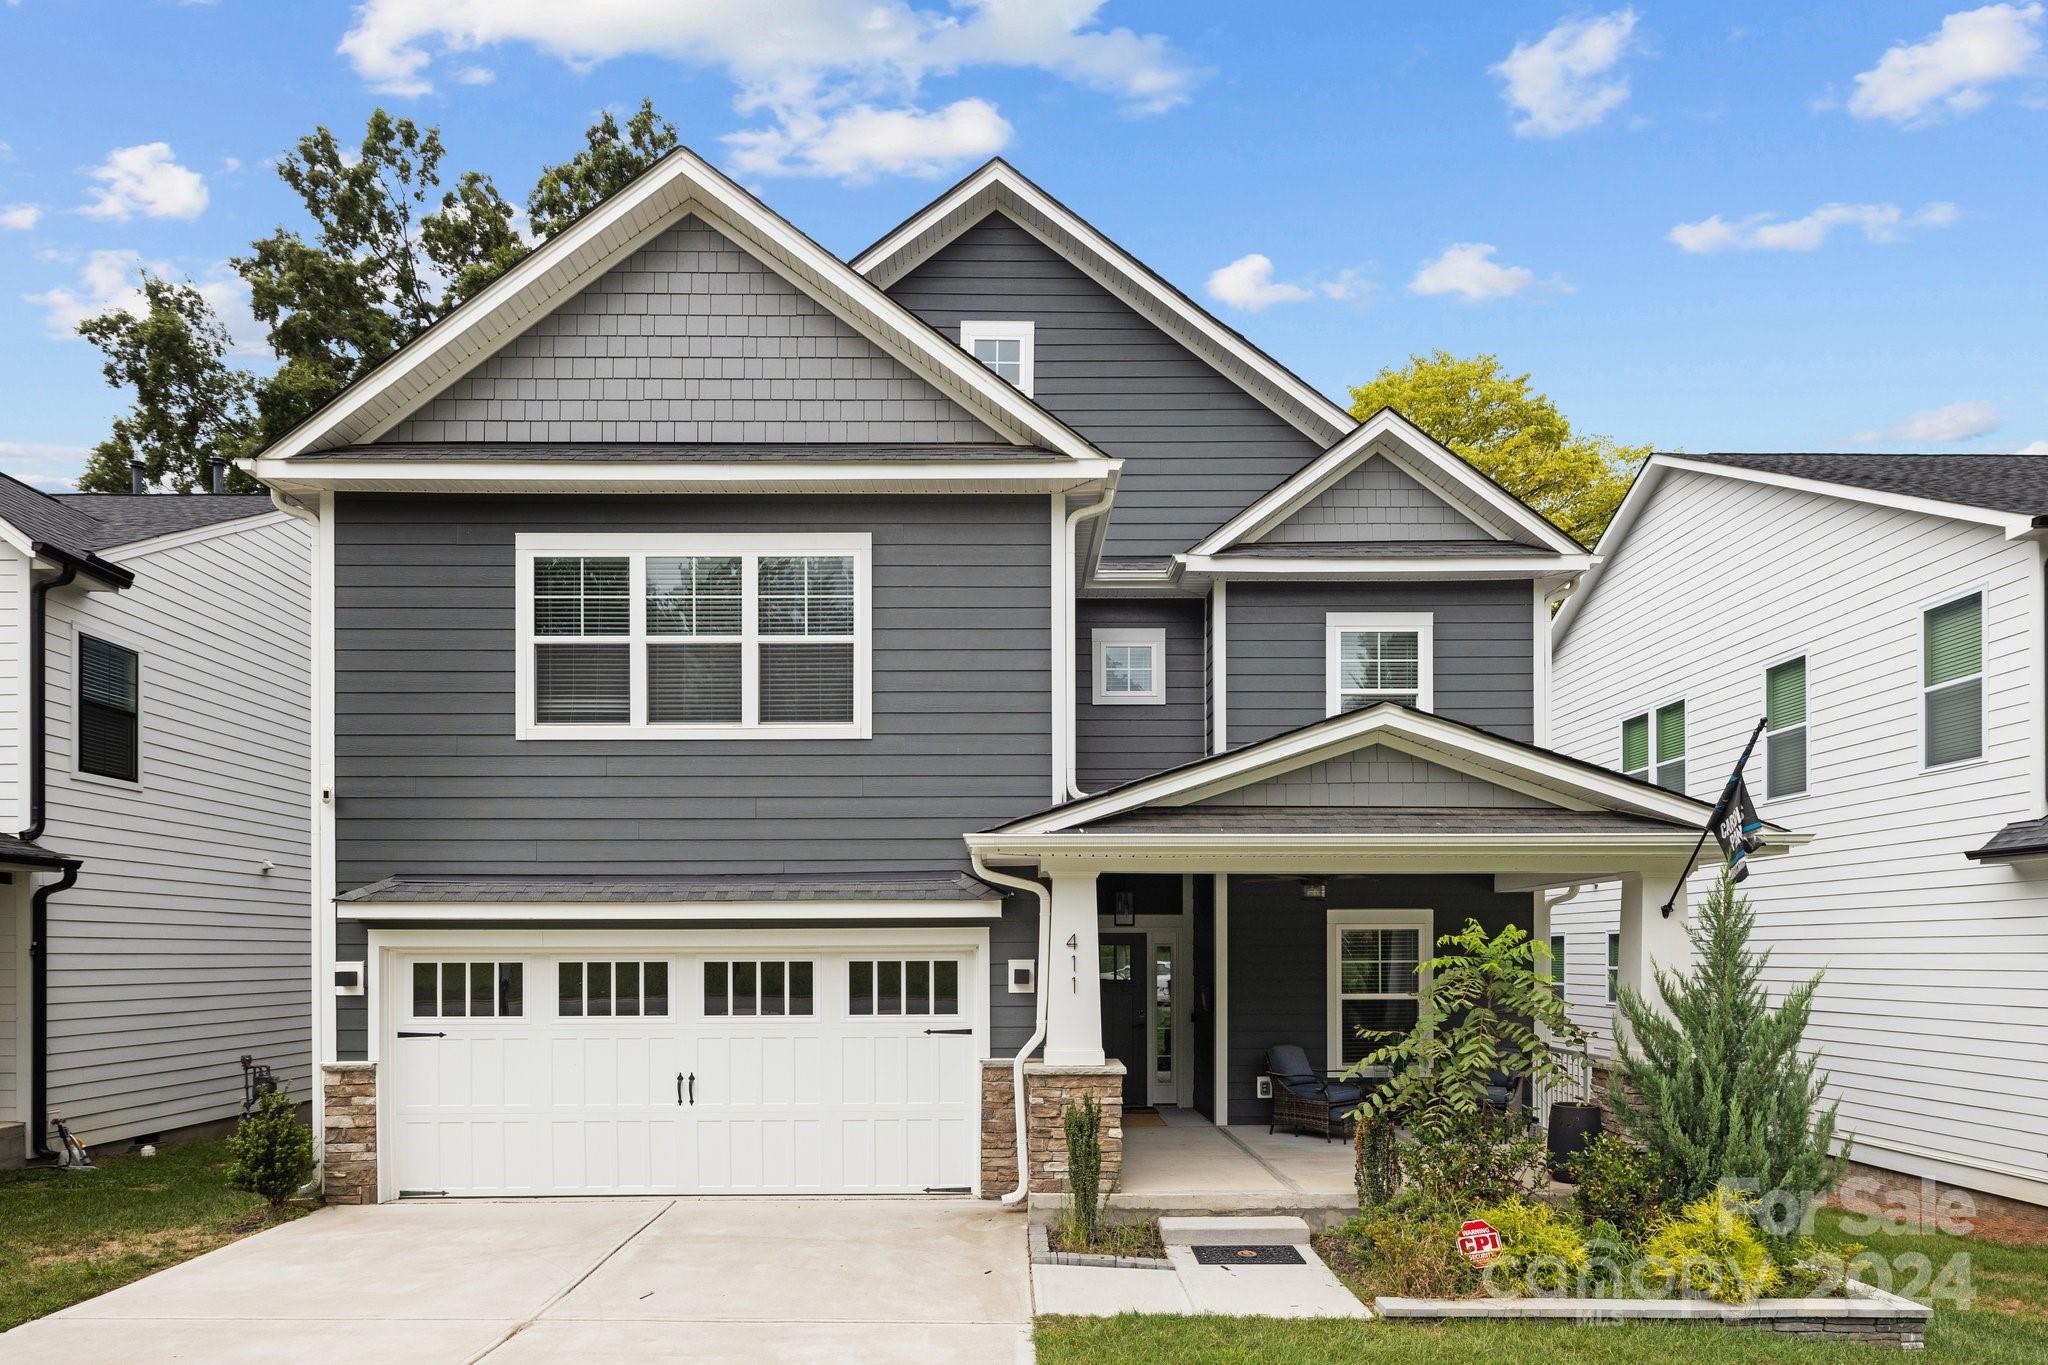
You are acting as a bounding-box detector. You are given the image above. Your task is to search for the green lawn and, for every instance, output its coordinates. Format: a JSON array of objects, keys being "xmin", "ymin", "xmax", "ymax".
[
  {"xmin": 1036, "ymin": 1212, "xmax": 2048, "ymax": 1364},
  {"xmin": 0, "ymin": 1139, "xmax": 304, "ymax": 1331}
]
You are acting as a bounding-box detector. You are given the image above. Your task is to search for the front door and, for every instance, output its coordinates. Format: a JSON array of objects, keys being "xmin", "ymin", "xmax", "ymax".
[{"xmin": 1098, "ymin": 934, "xmax": 1147, "ymax": 1109}]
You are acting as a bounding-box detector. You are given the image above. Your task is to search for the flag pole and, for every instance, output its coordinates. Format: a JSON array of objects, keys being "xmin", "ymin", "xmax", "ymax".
[{"xmin": 1659, "ymin": 715, "xmax": 1769, "ymax": 918}]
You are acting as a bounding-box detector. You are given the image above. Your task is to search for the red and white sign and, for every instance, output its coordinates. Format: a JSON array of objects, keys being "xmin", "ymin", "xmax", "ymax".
[{"xmin": 1457, "ymin": 1218, "xmax": 1502, "ymax": 1268}]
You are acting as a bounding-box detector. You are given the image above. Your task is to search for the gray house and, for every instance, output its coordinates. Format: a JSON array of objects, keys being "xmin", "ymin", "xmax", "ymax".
[{"xmin": 249, "ymin": 150, "xmax": 1787, "ymax": 1203}]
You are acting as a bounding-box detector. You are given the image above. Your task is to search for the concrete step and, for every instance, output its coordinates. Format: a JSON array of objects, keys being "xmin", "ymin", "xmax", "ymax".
[
  {"xmin": 1158, "ymin": 1215, "xmax": 1311, "ymax": 1247},
  {"xmin": 0, "ymin": 1122, "xmax": 25, "ymax": 1173}
]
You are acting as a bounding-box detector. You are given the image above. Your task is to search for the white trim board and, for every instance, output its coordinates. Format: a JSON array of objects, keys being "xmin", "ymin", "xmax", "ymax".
[{"xmin": 339, "ymin": 900, "xmax": 1002, "ymax": 923}]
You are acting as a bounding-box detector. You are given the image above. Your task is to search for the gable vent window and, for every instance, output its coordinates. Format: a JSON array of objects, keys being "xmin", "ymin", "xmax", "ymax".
[
  {"xmin": 519, "ymin": 534, "xmax": 870, "ymax": 740},
  {"xmin": 1621, "ymin": 701, "xmax": 1685, "ymax": 792},
  {"xmin": 959, "ymin": 320, "xmax": 1035, "ymax": 396},
  {"xmin": 78, "ymin": 634, "xmax": 141, "ymax": 782},
  {"xmin": 1924, "ymin": 592, "xmax": 1983, "ymax": 768},
  {"xmin": 1765, "ymin": 656, "xmax": 1808, "ymax": 797},
  {"xmin": 1326, "ymin": 612, "xmax": 1433, "ymax": 714}
]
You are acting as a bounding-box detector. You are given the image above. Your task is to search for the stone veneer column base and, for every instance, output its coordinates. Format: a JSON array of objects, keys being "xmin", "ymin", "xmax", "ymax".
[
  {"xmin": 322, "ymin": 1062, "xmax": 378, "ymax": 1205},
  {"xmin": 981, "ymin": 1059, "xmax": 1125, "ymax": 1197}
]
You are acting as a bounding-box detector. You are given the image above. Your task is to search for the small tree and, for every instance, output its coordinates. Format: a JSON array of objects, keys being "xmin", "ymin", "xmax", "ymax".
[
  {"xmin": 1613, "ymin": 874, "xmax": 1844, "ymax": 1204},
  {"xmin": 1061, "ymin": 1096, "xmax": 1105, "ymax": 1245},
  {"xmin": 224, "ymin": 1090, "xmax": 315, "ymax": 1207}
]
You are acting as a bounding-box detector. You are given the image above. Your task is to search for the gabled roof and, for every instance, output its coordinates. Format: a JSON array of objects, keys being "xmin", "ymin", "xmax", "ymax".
[
  {"xmin": 0, "ymin": 474, "xmax": 276, "ymax": 586},
  {"xmin": 247, "ymin": 146, "xmax": 1110, "ymax": 476},
  {"xmin": 1182, "ymin": 408, "xmax": 1589, "ymax": 567},
  {"xmin": 976, "ymin": 701, "xmax": 1741, "ymax": 840},
  {"xmin": 852, "ymin": 158, "xmax": 1356, "ymax": 447},
  {"xmin": 1554, "ymin": 451, "xmax": 2048, "ymax": 643}
]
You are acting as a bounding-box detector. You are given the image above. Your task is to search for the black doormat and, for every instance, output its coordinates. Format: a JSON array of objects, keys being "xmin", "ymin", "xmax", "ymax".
[{"xmin": 1191, "ymin": 1244, "xmax": 1306, "ymax": 1266}]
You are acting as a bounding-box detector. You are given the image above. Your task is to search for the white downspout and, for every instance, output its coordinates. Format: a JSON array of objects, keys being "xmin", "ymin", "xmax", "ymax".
[
  {"xmin": 971, "ymin": 852, "xmax": 1052, "ymax": 1206},
  {"xmin": 1063, "ymin": 493, "xmax": 1115, "ymax": 800}
]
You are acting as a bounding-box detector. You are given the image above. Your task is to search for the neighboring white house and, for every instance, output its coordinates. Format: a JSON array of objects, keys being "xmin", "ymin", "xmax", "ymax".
[
  {"xmin": 0, "ymin": 473, "xmax": 311, "ymax": 1165},
  {"xmin": 1551, "ymin": 452, "xmax": 2048, "ymax": 1209}
]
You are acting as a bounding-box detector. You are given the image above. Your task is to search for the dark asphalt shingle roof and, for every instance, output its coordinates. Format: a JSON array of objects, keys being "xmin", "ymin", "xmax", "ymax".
[
  {"xmin": 0, "ymin": 472, "xmax": 269, "ymax": 573},
  {"xmin": 1966, "ymin": 816, "xmax": 2048, "ymax": 862},
  {"xmin": 297, "ymin": 442, "xmax": 1065, "ymax": 463},
  {"xmin": 1674, "ymin": 452, "xmax": 2048, "ymax": 519},
  {"xmin": 0, "ymin": 831, "xmax": 78, "ymax": 869},
  {"xmin": 1073, "ymin": 806, "xmax": 1685, "ymax": 835},
  {"xmin": 1212, "ymin": 540, "xmax": 1554, "ymax": 559},
  {"xmin": 337, "ymin": 870, "xmax": 1000, "ymax": 905}
]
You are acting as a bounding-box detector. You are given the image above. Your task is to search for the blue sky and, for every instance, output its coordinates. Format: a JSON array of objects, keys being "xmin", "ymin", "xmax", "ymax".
[{"xmin": 2, "ymin": 2, "xmax": 2044, "ymax": 488}]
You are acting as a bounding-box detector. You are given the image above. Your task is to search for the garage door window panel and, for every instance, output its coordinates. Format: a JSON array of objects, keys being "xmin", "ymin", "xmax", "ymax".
[
  {"xmin": 849, "ymin": 959, "xmax": 961, "ymax": 1016},
  {"xmin": 704, "ymin": 960, "xmax": 814, "ymax": 1017},
  {"xmin": 559, "ymin": 960, "xmax": 669, "ymax": 1018},
  {"xmin": 411, "ymin": 960, "xmax": 524, "ymax": 1018}
]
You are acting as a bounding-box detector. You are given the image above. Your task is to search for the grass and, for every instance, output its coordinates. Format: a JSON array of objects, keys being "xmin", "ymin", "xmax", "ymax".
[
  {"xmin": 1049, "ymin": 1214, "xmax": 1167, "ymax": 1260},
  {"xmin": 1035, "ymin": 1210, "xmax": 2048, "ymax": 1364},
  {"xmin": 0, "ymin": 1139, "xmax": 305, "ymax": 1331}
]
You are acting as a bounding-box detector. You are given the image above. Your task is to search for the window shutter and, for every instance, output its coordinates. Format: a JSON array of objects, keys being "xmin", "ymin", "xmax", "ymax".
[
  {"xmin": 1924, "ymin": 595, "xmax": 1982, "ymax": 685},
  {"xmin": 1621, "ymin": 714, "xmax": 1648, "ymax": 774}
]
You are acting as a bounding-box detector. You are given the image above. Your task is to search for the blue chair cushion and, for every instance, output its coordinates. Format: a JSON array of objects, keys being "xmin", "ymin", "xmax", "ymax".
[
  {"xmin": 1267, "ymin": 1044, "xmax": 1318, "ymax": 1086},
  {"xmin": 1322, "ymin": 1082, "xmax": 1365, "ymax": 1107}
]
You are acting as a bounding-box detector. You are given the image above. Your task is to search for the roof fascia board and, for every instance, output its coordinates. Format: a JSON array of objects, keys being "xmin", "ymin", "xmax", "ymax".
[
  {"xmin": 339, "ymin": 899, "xmax": 1000, "ymax": 923},
  {"xmin": 852, "ymin": 161, "xmax": 1355, "ymax": 444},
  {"xmin": 1190, "ymin": 410, "xmax": 1584, "ymax": 558},
  {"xmin": 963, "ymin": 831, "xmax": 1717, "ymax": 869},
  {"xmin": 258, "ymin": 149, "xmax": 1103, "ymax": 465},
  {"xmin": 246, "ymin": 456, "xmax": 1118, "ymax": 496},
  {"xmin": 1179, "ymin": 552, "xmax": 1591, "ymax": 580}
]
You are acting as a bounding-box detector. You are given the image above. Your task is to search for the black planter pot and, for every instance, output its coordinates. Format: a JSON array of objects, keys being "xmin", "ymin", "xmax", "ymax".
[{"xmin": 1547, "ymin": 1102, "xmax": 1603, "ymax": 1180}]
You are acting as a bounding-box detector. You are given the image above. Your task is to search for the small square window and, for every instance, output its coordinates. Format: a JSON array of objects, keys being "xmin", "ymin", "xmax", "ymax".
[
  {"xmin": 960, "ymin": 321, "xmax": 1035, "ymax": 396},
  {"xmin": 1092, "ymin": 628, "xmax": 1166, "ymax": 705}
]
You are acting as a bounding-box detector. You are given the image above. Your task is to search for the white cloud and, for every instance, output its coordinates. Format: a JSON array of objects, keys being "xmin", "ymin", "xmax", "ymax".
[
  {"xmin": 0, "ymin": 203, "xmax": 40, "ymax": 230},
  {"xmin": 23, "ymin": 248, "xmax": 260, "ymax": 353},
  {"xmin": 2018, "ymin": 439, "xmax": 2048, "ymax": 453},
  {"xmin": 1408, "ymin": 243, "xmax": 1542, "ymax": 302},
  {"xmin": 1492, "ymin": 8, "xmax": 1640, "ymax": 138},
  {"xmin": 1205, "ymin": 254, "xmax": 1313, "ymax": 312},
  {"xmin": 0, "ymin": 441, "xmax": 91, "ymax": 492},
  {"xmin": 336, "ymin": 0, "xmax": 1202, "ymax": 181},
  {"xmin": 1669, "ymin": 201, "xmax": 1961, "ymax": 252},
  {"xmin": 79, "ymin": 142, "xmax": 209, "ymax": 221},
  {"xmin": 1866, "ymin": 400, "xmax": 2003, "ymax": 443},
  {"xmin": 452, "ymin": 64, "xmax": 494, "ymax": 85},
  {"xmin": 1848, "ymin": 3, "xmax": 2043, "ymax": 124},
  {"xmin": 726, "ymin": 98, "xmax": 1011, "ymax": 182}
]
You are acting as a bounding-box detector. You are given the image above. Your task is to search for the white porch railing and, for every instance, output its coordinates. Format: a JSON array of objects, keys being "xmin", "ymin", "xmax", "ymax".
[{"xmin": 1530, "ymin": 1043, "xmax": 1595, "ymax": 1127}]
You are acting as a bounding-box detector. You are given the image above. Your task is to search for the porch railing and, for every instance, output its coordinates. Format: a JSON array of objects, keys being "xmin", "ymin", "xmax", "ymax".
[{"xmin": 1530, "ymin": 1043, "xmax": 1595, "ymax": 1127}]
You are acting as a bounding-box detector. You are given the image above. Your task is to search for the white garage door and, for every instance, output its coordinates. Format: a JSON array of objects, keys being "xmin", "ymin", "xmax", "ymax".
[{"xmin": 387, "ymin": 950, "xmax": 980, "ymax": 1196}]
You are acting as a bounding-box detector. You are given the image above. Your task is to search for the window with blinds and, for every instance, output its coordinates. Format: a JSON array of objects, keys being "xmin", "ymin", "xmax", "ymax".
[
  {"xmin": 518, "ymin": 535, "xmax": 869, "ymax": 739},
  {"xmin": 1621, "ymin": 713, "xmax": 1648, "ymax": 782},
  {"xmin": 78, "ymin": 634, "xmax": 140, "ymax": 782},
  {"xmin": 1765, "ymin": 656, "xmax": 1808, "ymax": 797},
  {"xmin": 1326, "ymin": 613, "xmax": 1434, "ymax": 714},
  {"xmin": 1620, "ymin": 701, "xmax": 1683, "ymax": 790},
  {"xmin": 1923, "ymin": 593, "xmax": 1983, "ymax": 768},
  {"xmin": 1330, "ymin": 920, "xmax": 1426, "ymax": 1070}
]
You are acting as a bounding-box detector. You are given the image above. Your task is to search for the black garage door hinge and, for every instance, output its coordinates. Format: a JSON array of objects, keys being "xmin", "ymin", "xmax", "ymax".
[
  {"xmin": 923, "ymin": 1186, "xmax": 971, "ymax": 1194},
  {"xmin": 396, "ymin": 1031, "xmax": 446, "ymax": 1038},
  {"xmin": 398, "ymin": 1190, "xmax": 448, "ymax": 1198},
  {"xmin": 922, "ymin": 1027, "xmax": 972, "ymax": 1036}
]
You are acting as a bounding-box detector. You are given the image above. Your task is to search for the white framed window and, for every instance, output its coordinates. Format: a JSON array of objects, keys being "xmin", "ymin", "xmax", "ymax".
[
  {"xmin": 703, "ymin": 960, "xmax": 813, "ymax": 1017},
  {"xmin": 849, "ymin": 958, "xmax": 962, "ymax": 1017},
  {"xmin": 1092, "ymin": 627, "xmax": 1166, "ymax": 705},
  {"xmin": 558, "ymin": 960, "xmax": 670, "ymax": 1018},
  {"xmin": 1606, "ymin": 933, "xmax": 1620, "ymax": 1004},
  {"xmin": 1325, "ymin": 612, "xmax": 1433, "ymax": 715},
  {"xmin": 959, "ymin": 320, "xmax": 1035, "ymax": 396},
  {"xmin": 1922, "ymin": 591, "xmax": 1984, "ymax": 769},
  {"xmin": 411, "ymin": 961, "xmax": 524, "ymax": 1018},
  {"xmin": 1764, "ymin": 655, "xmax": 1808, "ymax": 798},
  {"xmin": 1326, "ymin": 909, "xmax": 1432, "ymax": 1072},
  {"xmin": 1621, "ymin": 699, "xmax": 1685, "ymax": 791},
  {"xmin": 1549, "ymin": 933, "xmax": 1565, "ymax": 986},
  {"xmin": 515, "ymin": 533, "xmax": 871, "ymax": 740}
]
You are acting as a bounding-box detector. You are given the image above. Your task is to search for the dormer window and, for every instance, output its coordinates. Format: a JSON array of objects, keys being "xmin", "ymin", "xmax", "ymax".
[{"xmin": 960, "ymin": 320, "xmax": 1035, "ymax": 396}]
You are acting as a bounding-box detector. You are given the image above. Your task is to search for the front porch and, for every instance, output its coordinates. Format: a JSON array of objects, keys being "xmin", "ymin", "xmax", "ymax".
[{"xmin": 1110, "ymin": 1106, "xmax": 1357, "ymax": 1226}]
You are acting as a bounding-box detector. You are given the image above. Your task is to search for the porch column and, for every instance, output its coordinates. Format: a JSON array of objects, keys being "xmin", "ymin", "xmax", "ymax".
[
  {"xmin": 1042, "ymin": 864, "xmax": 1104, "ymax": 1066},
  {"xmin": 1614, "ymin": 866, "xmax": 1694, "ymax": 1024}
]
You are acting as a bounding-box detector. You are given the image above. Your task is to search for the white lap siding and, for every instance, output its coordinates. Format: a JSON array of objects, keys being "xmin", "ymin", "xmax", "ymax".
[
  {"xmin": 1551, "ymin": 467, "xmax": 2048, "ymax": 1205},
  {"xmin": 40, "ymin": 517, "xmax": 312, "ymax": 1146}
]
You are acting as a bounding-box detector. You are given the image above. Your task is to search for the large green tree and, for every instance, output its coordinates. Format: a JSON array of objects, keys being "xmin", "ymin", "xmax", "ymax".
[
  {"xmin": 527, "ymin": 98, "xmax": 680, "ymax": 241},
  {"xmin": 1350, "ymin": 351, "xmax": 1649, "ymax": 546}
]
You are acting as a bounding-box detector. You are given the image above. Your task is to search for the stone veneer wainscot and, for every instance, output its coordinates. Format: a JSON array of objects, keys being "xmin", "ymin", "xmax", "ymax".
[{"xmin": 980, "ymin": 1060, "xmax": 1125, "ymax": 1196}]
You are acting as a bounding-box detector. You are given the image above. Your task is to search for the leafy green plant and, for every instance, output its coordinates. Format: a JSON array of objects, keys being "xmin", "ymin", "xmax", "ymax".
[
  {"xmin": 1339, "ymin": 1209, "xmax": 1481, "ymax": 1299},
  {"xmin": 1346, "ymin": 919, "xmax": 1584, "ymax": 1143},
  {"xmin": 1060, "ymin": 1096, "xmax": 1105, "ymax": 1246},
  {"xmin": 1472, "ymin": 1198, "xmax": 1591, "ymax": 1294},
  {"xmin": 1566, "ymin": 1134, "xmax": 1672, "ymax": 1244},
  {"xmin": 222, "ymin": 1091, "xmax": 314, "ymax": 1207},
  {"xmin": 1641, "ymin": 1188, "xmax": 1781, "ymax": 1304},
  {"xmin": 1398, "ymin": 1112, "xmax": 1547, "ymax": 1210},
  {"xmin": 1614, "ymin": 874, "xmax": 1845, "ymax": 1204},
  {"xmin": 1773, "ymin": 1236, "xmax": 1863, "ymax": 1298},
  {"xmin": 1353, "ymin": 1114, "xmax": 1400, "ymax": 1209}
]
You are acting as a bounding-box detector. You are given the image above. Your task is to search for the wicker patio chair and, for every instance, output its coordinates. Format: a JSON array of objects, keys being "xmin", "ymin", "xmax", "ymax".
[{"xmin": 1265, "ymin": 1044, "xmax": 1366, "ymax": 1141}]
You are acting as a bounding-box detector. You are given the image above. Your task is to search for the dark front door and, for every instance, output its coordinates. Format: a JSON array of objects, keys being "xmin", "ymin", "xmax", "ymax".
[{"xmin": 1099, "ymin": 934, "xmax": 1147, "ymax": 1109}]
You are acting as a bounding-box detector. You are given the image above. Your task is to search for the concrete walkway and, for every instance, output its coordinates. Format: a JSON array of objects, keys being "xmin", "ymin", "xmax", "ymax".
[{"xmin": 0, "ymin": 1198, "xmax": 1033, "ymax": 1364}]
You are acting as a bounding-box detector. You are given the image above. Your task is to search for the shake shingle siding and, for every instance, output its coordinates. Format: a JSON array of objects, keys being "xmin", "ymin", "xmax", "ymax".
[
  {"xmin": 1225, "ymin": 581, "xmax": 1534, "ymax": 746},
  {"xmin": 331, "ymin": 493, "xmax": 1052, "ymax": 886},
  {"xmin": 380, "ymin": 216, "xmax": 998, "ymax": 446},
  {"xmin": 885, "ymin": 213, "xmax": 1324, "ymax": 558}
]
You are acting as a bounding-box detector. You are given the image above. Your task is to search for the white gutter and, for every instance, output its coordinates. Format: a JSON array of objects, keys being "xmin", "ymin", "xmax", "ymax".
[
  {"xmin": 1063, "ymin": 491, "xmax": 1116, "ymax": 799},
  {"xmin": 970, "ymin": 852, "xmax": 1051, "ymax": 1206}
]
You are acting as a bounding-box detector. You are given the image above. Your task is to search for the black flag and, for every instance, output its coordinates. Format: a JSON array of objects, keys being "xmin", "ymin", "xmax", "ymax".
[{"xmin": 1710, "ymin": 773, "xmax": 1766, "ymax": 883}]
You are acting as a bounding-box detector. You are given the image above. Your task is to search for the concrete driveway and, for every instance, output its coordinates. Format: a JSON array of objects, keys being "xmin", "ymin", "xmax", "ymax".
[{"xmin": 0, "ymin": 1198, "xmax": 1033, "ymax": 1364}]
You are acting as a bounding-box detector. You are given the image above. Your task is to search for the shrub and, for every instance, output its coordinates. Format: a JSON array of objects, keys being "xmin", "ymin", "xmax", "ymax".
[
  {"xmin": 1773, "ymin": 1237, "xmax": 1863, "ymax": 1299},
  {"xmin": 223, "ymin": 1090, "xmax": 314, "ymax": 1206},
  {"xmin": 1354, "ymin": 1114, "xmax": 1399, "ymax": 1209},
  {"xmin": 1473, "ymin": 1197, "xmax": 1591, "ymax": 1294},
  {"xmin": 1342, "ymin": 1209, "xmax": 1480, "ymax": 1299},
  {"xmin": 1642, "ymin": 1188, "xmax": 1781, "ymax": 1304},
  {"xmin": 1060, "ymin": 1096, "xmax": 1104, "ymax": 1246},
  {"xmin": 1399, "ymin": 1110, "xmax": 1546, "ymax": 1210},
  {"xmin": 1567, "ymin": 1134, "xmax": 1671, "ymax": 1244}
]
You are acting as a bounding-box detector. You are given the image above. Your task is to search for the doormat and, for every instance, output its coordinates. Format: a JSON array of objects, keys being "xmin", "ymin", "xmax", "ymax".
[
  {"xmin": 1123, "ymin": 1109, "xmax": 1166, "ymax": 1128},
  {"xmin": 1192, "ymin": 1244, "xmax": 1306, "ymax": 1265}
]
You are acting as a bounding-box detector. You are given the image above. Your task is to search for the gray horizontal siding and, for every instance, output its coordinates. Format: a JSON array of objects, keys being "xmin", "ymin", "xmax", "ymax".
[
  {"xmin": 886, "ymin": 214, "xmax": 1323, "ymax": 558},
  {"xmin": 1074, "ymin": 597, "xmax": 1206, "ymax": 791},
  {"xmin": 332, "ymin": 494, "xmax": 1051, "ymax": 887},
  {"xmin": 383, "ymin": 215, "xmax": 995, "ymax": 446},
  {"xmin": 1225, "ymin": 581, "xmax": 1534, "ymax": 746},
  {"xmin": 1225, "ymin": 874, "xmax": 1528, "ymax": 1124}
]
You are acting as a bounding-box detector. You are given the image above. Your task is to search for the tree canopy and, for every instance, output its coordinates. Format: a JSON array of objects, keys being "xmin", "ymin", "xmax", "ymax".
[
  {"xmin": 1349, "ymin": 351, "xmax": 1649, "ymax": 546},
  {"xmin": 76, "ymin": 102, "xmax": 682, "ymax": 492}
]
